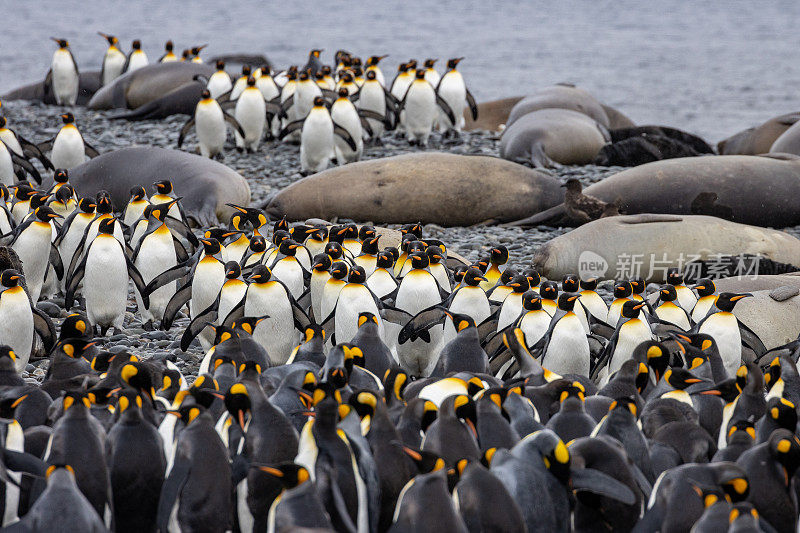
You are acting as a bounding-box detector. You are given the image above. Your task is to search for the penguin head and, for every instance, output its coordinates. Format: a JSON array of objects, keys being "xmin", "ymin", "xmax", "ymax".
[
  {"xmin": 272, "ymin": 229, "xmax": 291, "ymax": 246},
  {"xmin": 401, "ymin": 222, "xmax": 423, "ymax": 239},
  {"xmin": 620, "ymin": 299, "xmax": 645, "ymax": 319},
  {"xmin": 311, "ymin": 253, "xmax": 332, "ymax": 273},
  {"xmin": 658, "ymin": 284, "xmax": 678, "ymax": 302},
  {"xmin": 692, "ymin": 278, "xmax": 716, "ymax": 297},
  {"xmin": 448, "ymin": 312, "xmax": 476, "ymax": 333},
  {"xmin": 54, "ymin": 185, "xmax": 75, "ymax": 205},
  {"xmin": 33, "ymin": 206, "xmax": 61, "ymax": 223},
  {"xmin": 51, "ymin": 37, "xmax": 70, "ymax": 48},
  {"xmin": 357, "ymin": 312, "xmax": 380, "ymax": 330},
  {"xmin": 30, "ymin": 192, "xmax": 51, "ymax": 210},
  {"xmin": 522, "ymin": 267, "xmax": 541, "ymax": 289},
  {"xmin": 407, "ymin": 59, "xmax": 418, "ymax": 70},
  {"xmin": 579, "ymin": 277, "xmax": 598, "ymax": 291},
  {"xmin": 726, "ymin": 419, "xmax": 756, "ymax": 444},
  {"xmin": 608, "ymin": 396, "xmax": 638, "ymax": 418},
  {"xmin": 120, "ymin": 362, "xmax": 156, "ymax": 400},
  {"xmin": 508, "ymin": 274, "xmax": 530, "ymax": 294},
  {"xmin": 355, "ymin": 224, "xmax": 375, "ymax": 242},
  {"xmin": 0, "ymin": 184, "xmax": 8, "ymax": 202},
  {"xmin": 768, "ymin": 429, "xmax": 800, "ymax": 481},
  {"xmin": 164, "ymin": 40, "xmax": 174, "ymax": 52},
  {"xmin": 424, "ymin": 58, "xmax": 437, "ymax": 69},
  {"xmin": 329, "ymin": 261, "xmax": 349, "ymax": 280},
  {"xmin": 452, "ymin": 266, "xmax": 468, "ymax": 284},
  {"xmin": 54, "ymin": 168, "xmax": 70, "ymax": 183},
  {"xmin": 399, "ymin": 445, "xmax": 445, "ymax": 474},
  {"xmin": 215, "ymin": 59, "xmax": 225, "ymax": 71},
  {"xmin": 248, "ymin": 264, "xmax": 271, "ymax": 284},
  {"xmin": 160, "ymin": 368, "xmax": 183, "ymax": 395},
  {"xmin": 95, "ymin": 190, "xmax": 113, "ymax": 214},
  {"xmin": 324, "ymin": 346, "xmax": 351, "ymax": 387},
  {"xmin": 489, "ymin": 245, "xmax": 508, "ymax": 265},
  {"xmin": 171, "ymin": 404, "xmax": 204, "ymax": 425},
  {"xmin": 347, "ymin": 265, "xmax": 366, "ymax": 284},
  {"xmin": 462, "ymin": 267, "xmax": 487, "ymax": 287},
  {"xmin": 629, "ymin": 277, "xmax": 646, "ymax": 295},
  {"xmin": 310, "ymin": 49, "xmax": 323, "ymax": 58},
  {"xmin": 714, "ymin": 292, "xmax": 751, "ymax": 312},
  {"xmin": 382, "ymin": 368, "xmax": 409, "ymax": 406},
  {"xmin": 0, "ymin": 345, "xmax": 16, "ymax": 365},
  {"xmin": 154, "ymin": 179, "xmax": 174, "ymax": 195},
  {"xmin": 559, "ymin": 382, "xmax": 586, "ymax": 405},
  {"xmin": 348, "ymin": 389, "xmax": 379, "ymax": 421},
  {"xmin": 539, "ymin": 280, "xmax": 559, "ymax": 300},
  {"xmin": 666, "ymin": 268, "xmax": 684, "ymax": 286},
  {"xmin": 13, "ymin": 184, "xmax": 37, "ymax": 201},
  {"xmin": 613, "ymin": 281, "xmax": 632, "ymax": 298},
  {"xmin": 62, "ymin": 391, "xmax": 91, "ymax": 412},
  {"xmin": 78, "ymin": 197, "xmax": 97, "ymax": 214},
  {"xmin": 200, "ymin": 89, "xmax": 212, "ymax": 100},
  {"xmin": 303, "ymin": 324, "xmax": 325, "ymax": 344},
  {"xmin": 403, "ymin": 238, "xmax": 426, "ymax": 255},
  {"xmin": 199, "ymin": 237, "xmax": 221, "ymax": 256},
  {"xmin": 247, "ymin": 235, "xmax": 266, "ymax": 254},
  {"xmin": 365, "ymin": 70, "xmax": 377, "ymax": 81},
  {"xmin": 396, "ymin": 62, "xmax": 407, "ymax": 73},
  {"xmin": 446, "ymin": 57, "xmax": 464, "ymax": 70},
  {"xmin": 764, "ymin": 356, "xmax": 785, "ymax": 391},
  {"xmin": 223, "ymin": 261, "xmax": 241, "ymax": 280},
  {"xmin": 360, "ymin": 236, "xmax": 380, "ymax": 255},
  {"xmin": 450, "ymin": 394, "xmax": 478, "ymax": 429},
  {"xmin": 278, "ymin": 239, "xmax": 300, "ymax": 257},
  {"xmin": 148, "ymin": 198, "xmax": 181, "ymax": 222},
  {"xmin": 766, "ymin": 397, "xmax": 798, "ymax": 432},
  {"xmin": 561, "ymin": 178, "xmax": 582, "ymax": 193},
  {"xmin": 246, "ymin": 76, "xmax": 256, "ymax": 87},
  {"xmin": 257, "ymin": 462, "xmax": 311, "ymax": 490},
  {"xmin": 312, "ymin": 95, "xmax": 326, "ymax": 108},
  {"xmin": 530, "ymin": 430, "xmax": 571, "ymax": 485},
  {"xmin": 425, "ymin": 245, "xmax": 445, "ymax": 265},
  {"xmin": 0, "ymin": 116, "xmax": 5, "ymax": 129},
  {"xmin": 98, "ymin": 32, "xmax": 118, "ymax": 46},
  {"xmin": 408, "ymin": 251, "xmax": 430, "ymax": 271},
  {"xmin": 225, "ymin": 383, "xmax": 252, "ymax": 428},
  {"xmin": 366, "ymin": 55, "xmax": 387, "ymax": 66},
  {"xmin": 231, "ymin": 316, "xmax": 268, "ymax": 337},
  {"xmin": 190, "ymin": 44, "xmax": 206, "ymax": 56},
  {"xmin": 337, "ymin": 87, "xmax": 349, "ymax": 99},
  {"xmin": 97, "ymin": 217, "xmax": 116, "ymax": 235},
  {"xmin": 561, "ymin": 274, "xmax": 579, "ymax": 292},
  {"xmin": 260, "ymin": 64, "xmax": 272, "ymax": 76},
  {"xmin": 131, "ymin": 39, "xmax": 141, "ymax": 50},
  {"xmin": 181, "ymin": 49, "xmax": 191, "ymax": 60},
  {"xmin": 116, "ymin": 390, "xmax": 143, "ymax": 415},
  {"xmin": 522, "ymin": 291, "xmax": 542, "ymax": 311},
  {"xmin": 286, "ymin": 68, "xmax": 298, "ymax": 81},
  {"xmin": 663, "ymin": 367, "xmax": 706, "ymax": 390},
  {"xmin": 414, "ymin": 69, "xmax": 426, "ymax": 80},
  {"xmin": 689, "ymin": 482, "xmax": 730, "ymax": 510},
  {"xmin": 557, "ymin": 292, "xmax": 580, "ymax": 311}
]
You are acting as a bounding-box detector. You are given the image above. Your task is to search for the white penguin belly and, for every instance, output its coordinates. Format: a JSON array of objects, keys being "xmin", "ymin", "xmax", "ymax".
[
  {"xmin": 335, "ymin": 285, "xmax": 382, "ymax": 345},
  {"xmin": 84, "ymin": 237, "xmax": 128, "ymax": 330},
  {"xmin": 234, "ymin": 91, "xmax": 266, "ymax": 150},
  {"xmin": 691, "ymin": 296, "xmax": 716, "ymax": 322},
  {"xmin": 395, "ymin": 272, "xmax": 443, "ymax": 376},
  {"xmin": 358, "ymin": 85, "xmax": 386, "ymax": 137},
  {"xmin": 191, "ymin": 259, "xmax": 226, "ymax": 350},
  {"xmin": 12, "ymin": 222, "xmax": 51, "ymax": 302},
  {"xmin": 272, "ymin": 259, "xmax": 304, "ymax": 299},
  {"xmin": 102, "ymin": 50, "xmax": 126, "ymax": 85},
  {"xmin": 366, "ymin": 269, "xmax": 396, "ymax": 299},
  {"xmin": 655, "ymin": 302, "xmax": 690, "ymax": 330},
  {"xmin": 497, "ymin": 294, "xmax": 523, "ymax": 331},
  {"xmin": 699, "ymin": 313, "xmax": 742, "ymax": 377},
  {"xmin": 51, "ymin": 127, "xmax": 86, "ymax": 169},
  {"xmin": 135, "ymin": 227, "xmax": 177, "ymax": 323},
  {"xmin": 609, "ymin": 318, "xmax": 654, "ymax": 375},
  {"xmin": 544, "ymin": 313, "xmax": 590, "ymax": 376},
  {"xmin": 438, "ymin": 75, "xmax": 467, "ymax": 130},
  {"xmin": 246, "ymin": 283, "xmax": 298, "ymax": 365},
  {"xmin": 579, "ymin": 291, "xmax": 608, "ymax": 322},
  {"xmin": 519, "ymin": 311, "xmax": 552, "ymax": 347},
  {"xmin": 217, "ymin": 281, "xmax": 248, "ymax": 325},
  {"xmin": 301, "ymin": 114, "xmax": 334, "ymax": 172},
  {"xmin": 196, "ymin": 104, "xmax": 227, "ymax": 157},
  {"xmin": 331, "ymin": 102, "xmax": 363, "ymax": 164},
  {"xmin": 52, "ymin": 50, "xmax": 79, "ymax": 105},
  {"xmin": 0, "ymin": 287, "xmax": 33, "ymax": 371},
  {"xmin": 404, "ymin": 86, "xmax": 436, "ymax": 144},
  {"xmin": 207, "ymin": 73, "xmax": 232, "ymax": 99},
  {"xmin": 0, "ymin": 145, "xmax": 14, "ymax": 187}
]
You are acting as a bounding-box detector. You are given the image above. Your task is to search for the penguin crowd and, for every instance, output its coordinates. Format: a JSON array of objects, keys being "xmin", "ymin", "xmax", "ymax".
[
  {"xmin": 44, "ymin": 35, "xmax": 478, "ymax": 173},
  {"xmin": 0, "ymin": 164, "xmax": 794, "ymax": 531}
]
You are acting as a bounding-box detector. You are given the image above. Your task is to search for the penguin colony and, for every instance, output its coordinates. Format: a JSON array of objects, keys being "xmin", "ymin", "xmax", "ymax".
[{"xmin": 0, "ymin": 36, "xmax": 797, "ymax": 533}]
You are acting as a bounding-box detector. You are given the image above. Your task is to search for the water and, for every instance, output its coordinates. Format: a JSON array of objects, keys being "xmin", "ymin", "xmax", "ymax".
[{"xmin": 3, "ymin": 0, "xmax": 800, "ymax": 141}]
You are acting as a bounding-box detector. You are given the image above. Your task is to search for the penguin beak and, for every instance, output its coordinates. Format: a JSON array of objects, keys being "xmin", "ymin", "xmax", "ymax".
[{"xmin": 731, "ymin": 294, "xmax": 752, "ymax": 302}]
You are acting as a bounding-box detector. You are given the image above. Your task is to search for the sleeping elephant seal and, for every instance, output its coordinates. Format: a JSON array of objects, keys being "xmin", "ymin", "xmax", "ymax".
[
  {"xmin": 729, "ymin": 289, "xmax": 800, "ymax": 350},
  {"xmin": 56, "ymin": 147, "xmax": 250, "ymax": 226},
  {"xmin": 506, "ymin": 84, "xmax": 611, "ymax": 128},
  {"xmin": 600, "ymin": 104, "xmax": 636, "ymax": 129},
  {"xmin": 1, "ymin": 71, "xmax": 101, "ymax": 105},
  {"xmin": 594, "ymin": 126, "xmax": 713, "ymax": 167},
  {"xmin": 265, "ymin": 152, "xmax": 564, "ymax": 226},
  {"xmin": 500, "ymin": 108, "xmax": 609, "ymax": 168},
  {"xmin": 532, "ymin": 214, "xmax": 800, "ymax": 283},
  {"xmin": 581, "ymin": 154, "xmax": 800, "ymax": 227},
  {"xmin": 87, "ymin": 62, "xmax": 214, "ymax": 119},
  {"xmin": 464, "ymin": 96, "xmax": 522, "ymax": 131},
  {"xmin": 717, "ymin": 112, "xmax": 800, "ymax": 155},
  {"xmin": 769, "ymin": 118, "xmax": 800, "ymax": 156}
]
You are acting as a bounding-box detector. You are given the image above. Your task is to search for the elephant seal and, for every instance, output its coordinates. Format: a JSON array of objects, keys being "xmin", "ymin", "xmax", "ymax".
[
  {"xmin": 58, "ymin": 147, "xmax": 250, "ymax": 226},
  {"xmin": 500, "ymin": 108, "xmax": 609, "ymax": 168},
  {"xmin": 714, "ymin": 273, "xmax": 800, "ymax": 293},
  {"xmin": 769, "ymin": 118, "xmax": 800, "ymax": 156},
  {"xmin": 730, "ymin": 289, "xmax": 800, "ymax": 350},
  {"xmin": 594, "ymin": 126, "xmax": 713, "ymax": 167},
  {"xmin": 581, "ymin": 154, "xmax": 800, "ymax": 227},
  {"xmin": 87, "ymin": 62, "xmax": 214, "ymax": 119},
  {"xmin": 717, "ymin": 112, "xmax": 800, "ymax": 155},
  {"xmin": 600, "ymin": 104, "xmax": 636, "ymax": 129},
  {"xmin": 506, "ymin": 84, "xmax": 611, "ymax": 128},
  {"xmin": 1, "ymin": 71, "xmax": 101, "ymax": 105},
  {"xmin": 463, "ymin": 96, "xmax": 522, "ymax": 131},
  {"xmin": 265, "ymin": 152, "xmax": 564, "ymax": 226},
  {"xmin": 532, "ymin": 214, "xmax": 800, "ymax": 283}
]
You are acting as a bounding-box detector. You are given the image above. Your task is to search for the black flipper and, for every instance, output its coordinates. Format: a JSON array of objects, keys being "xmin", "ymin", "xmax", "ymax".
[
  {"xmin": 570, "ymin": 467, "xmax": 637, "ymax": 505},
  {"xmin": 49, "ymin": 242, "xmax": 64, "ymax": 280},
  {"xmin": 223, "ymin": 113, "xmax": 246, "ymax": 137},
  {"xmin": 9, "ymin": 150, "xmax": 41, "ymax": 184},
  {"xmin": 31, "ymin": 306, "xmax": 57, "ymax": 353},
  {"xmin": 465, "ymin": 88, "xmax": 478, "ymax": 120},
  {"xmin": 333, "ymin": 123, "xmax": 357, "ymax": 151},
  {"xmin": 177, "ymin": 116, "xmax": 196, "ymax": 148},
  {"xmin": 435, "ymin": 94, "xmax": 457, "ymax": 126},
  {"xmin": 278, "ymin": 119, "xmax": 305, "ymax": 140},
  {"xmin": 142, "ymin": 262, "xmax": 191, "ymax": 297},
  {"xmin": 397, "ymin": 305, "xmax": 447, "ymax": 344},
  {"xmin": 64, "ymin": 251, "xmax": 88, "ymax": 309},
  {"xmin": 180, "ymin": 302, "xmax": 219, "ymax": 351},
  {"xmin": 156, "ymin": 459, "xmax": 191, "ymax": 533},
  {"xmin": 161, "ymin": 282, "xmax": 193, "ymax": 331},
  {"xmin": 83, "ymin": 140, "xmax": 100, "ymax": 158},
  {"xmin": 125, "ymin": 253, "xmax": 150, "ymax": 309}
]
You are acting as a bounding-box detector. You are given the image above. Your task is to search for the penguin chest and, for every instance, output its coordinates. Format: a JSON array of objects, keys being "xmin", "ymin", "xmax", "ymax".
[
  {"xmin": 396, "ymin": 272, "xmax": 440, "ymax": 314},
  {"xmin": 136, "ymin": 227, "xmax": 177, "ymax": 281},
  {"xmin": 256, "ymin": 78, "xmax": 279, "ymax": 101},
  {"xmin": 0, "ymin": 145, "xmax": 13, "ymax": 185},
  {"xmin": 301, "ymin": 113, "xmax": 334, "ymax": 160},
  {"xmin": 610, "ymin": 319, "xmax": 653, "ymax": 373},
  {"xmin": 247, "ymin": 284, "xmax": 297, "ymax": 364},
  {"xmin": 519, "ymin": 311, "xmax": 551, "ymax": 346},
  {"xmin": 13, "ymin": 222, "xmax": 51, "ymax": 281},
  {"xmin": 0, "ymin": 130, "xmax": 22, "ymax": 155},
  {"xmin": 218, "ymin": 280, "xmax": 248, "ymax": 323},
  {"xmin": 335, "ymin": 285, "xmax": 382, "ymax": 343},
  {"xmin": 430, "ymin": 265, "xmax": 451, "ymax": 293},
  {"xmin": 545, "ymin": 313, "xmax": 590, "ymax": 376},
  {"xmin": 366, "ymin": 269, "xmax": 396, "ymax": 299},
  {"xmin": 449, "ymin": 287, "xmax": 490, "ymax": 325},
  {"xmin": 195, "ymin": 103, "xmax": 227, "ymax": 148},
  {"xmin": 497, "ymin": 294, "xmax": 523, "ymax": 331},
  {"xmin": 51, "ymin": 50, "xmax": 78, "ymax": 98},
  {"xmin": 675, "ymin": 286, "xmax": 698, "ymax": 312},
  {"xmin": 331, "ymin": 102, "xmax": 363, "ymax": 153},
  {"xmin": 103, "ymin": 49, "xmax": 126, "ymax": 84},
  {"xmin": 607, "ymin": 298, "xmax": 629, "ymax": 326},
  {"xmin": 579, "ymin": 291, "xmax": 608, "ymax": 321},
  {"xmin": 52, "ymin": 126, "xmax": 86, "ymax": 169},
  {"xmin": 84, "ymin": 237, "xmax": 128, "ymax": 319},
  {"xmin": 191, "ymin": 259, "xmax": 226, "ymax": 318},
  {"xmin": 354, "ymin": 254, "xmax": 377, "ymax": 277},
  {"xmin": 127, "ymin": 51, "xmax": 148, "ymax": 71},
  {"xmin": 438, "ymin": 74, "xmax": 466, "ymax": 124},
  {"xmin": 0, "ymin": 287, "xmax": 33, "ymax": 361},
  {"xmin": 691, "ymin": 295, "xmax": 716, "ymax": 322},
  {"xmin": 272, "ymin": 259, "xmax": 304, "ymax": 299},
  {"xmin": 358, "ymin": 84, "xmax": 386, "ymax": 115},
  {"xmin": 656, "ymin": 302, "xmax": 690, "ymax": 330},
  {"xmin": 310, "ymin": 272, "xmax": 331, "ymax": 318},
  {"xmin": 699, "ymin": 313, "xmax": 741, "ymax": 375},
  {"xmin": 207, "ymin": 73, "xmax": 233, "ymax": 99},
  {"xmin": 404, "ymin": 84, "xmax": 436, "ymax": 131},
  {"xmin": 321, "ymin": 280, "xmax": 346, "ymax": 320},
  {"xmin": 235, "ymin": 92, "xmax": 266, "ymax": 137}
]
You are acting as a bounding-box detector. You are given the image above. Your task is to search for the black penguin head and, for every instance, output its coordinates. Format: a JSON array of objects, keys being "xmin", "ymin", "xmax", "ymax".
[
  {"xmin": 414, "ymin": 69, "xmax": 426, "ymax": 80},
  {"xmin": 171, "ymin": 404, "xmax": 204, "ymax": 425},
  {"xmin": 348, "ymin": 265, "xmax": 366, "ymax": 284},
  {"xmin": 95, "ymin": 190, "xmax": 113, "ymax": 213},
  {"xmin": 215, "ymin": 59, "xmax": 225, "ymax": 70},
  {"xmin": 425, "ymin": 245, "xmax": 444, "ymax": 265},
  {"xmin": 408, "ymin": 252, "xmax": 429, "ymax": 270},
  {"xmin": 164, "ymin": 40, "xmax": 173, "ymax": 52},
  {"xmin": 278, "ymin": 238, "xmax": 299, "ymax": 256},
  {"xmin": 522, "ymin": 291, "xmax": 542, "ymax": 311},
  {"xmin": 633, "ymin": 340, "xmax": 668, "ymax": 379},
  {"xmin": 0, "ymin": 117, "xmax": 6, "ymax": 129},
  {"xmin": 224, "ymin": 261, "xmax": 241, "ymax": 280},
  {"xmin": 366, "ymin": 70, "xmax": 377, "ymax": 80},
  {"xmin": 446, "ymin": 57, "xmax": 464, "ymax": 69},
  {"xmin": 51, "ymin": 37, "xmax": 70, "ymax": 48},
  {"xmin": 629, "ymin": 278, "xmax": 645, "ymax": 295},
  {"xmin": 766, "ymin": 397, "xmax": 798, "ymax": 431},
  {"xmin": 360, "ymin": 236, "xmax": 380, "ymax": 255},
  {"xmin": 562, "ymin": 274, "xmax": 579, "ymax": 292},
  {"xmin": 34, "ymin": 206, "xmax": 61, "ymax": 223},
  {"xmin": 231, "ymin": 316, "xmax": 268, "ymax": 337},
  {"xmin": 399, "ymin": 445, "xmax": 445, "ymax": 474},
  {"xmin": 246, "ymin": 76, "xmax": 256, "ymax": 86},
  {"xmin": 508, "ymin": 274, "xmax": 530, "ymax": 294},
  {"xmin": 120, "ymin": 362, "xmax": 156, "ymax": 399},
  {"xmin": 462, "ymin": 267, "xmax": 487, "ymax": 287},
  {"xmin": 659, "ymin": 284, "xmax": 678, "ymax": 302},
  {"xmin": 382, "ymin": 368, "xmax": 410, "ymax": 405},
  {"xmin": 403, "ymin": 238, "xmax": 426, "ymax": 255},
  {"xmin": 337, "ymin": 87, "xmax": 349, "ymax": 99},
  {"xmin": 77, "ymin": 197, "xmax": 96, "ymax": 214},
  {"xmin": 201, "ymin": 89, "xmax": 211, "ymax": 100},
  {"xmin": 97, "ymin": 217, "xmax": 116, "ymax": 235},
  {"xmin": 62, "ymin": 391, "xmax": 91, "ymax": 412},
  {"xmin": 260, "ymin": 64, "xmax": 272, "ymax": 76},
  {"xmin": 726, "ymin": 419, "xmax": 756, "ymax": 444},
  {"xmin": 397, "ymin": 62, "xmax": 407, "ymax": 73},
  {"xmin": 620, "ymin": 299, "xmax": 645, "ymax": 319},
  {"xmin": 557, "ymin": 292, "xmax": 580, "ymax": 311},
  {"xmin": 154, "ymin": 180, "xmax": 174, "ymax": 195},
  {"xmin": 407, "ymin": 59, "xmax": 418, "ymax": 70},
  {"xmin": 199, "ymin": 237, "xmax": 221, "ymax": 256},
  {"xmin": 357, "ymin": 312, "xmax": 380, "ymax": 329},
  {"xmin": 54, "ymin": 168, "xmax": 70, "ymax": 183},
  {"xmin": 666, "ymin": 268, "xmax": 684, "ymax": 286},
  {"xmin": 692, "ymin": 278, "xmax": 716, "ymax": 297},
  {"xmin": 310, "ymin": 49, "xmax": 322, "ymax": 58},
  {"xmin": 313, "ymin": 96, "xmax": 325, "ymax": 107},
  {"xmin": 522, "ymin": 267, "xmax": 541, "ymax": 288},
  {"xmin": 54, "ymin": 185, "xmax": 75, "ymax": 204},
  {"xmin": 311, "ymin": 253, "xmax": 332, "ymax": 272},
  {"xmin": 540, "ymin": 280, "xmax": 559, "ymax": 300},
  {"xmin": 131, "ymin": 39, "xmax": 141, "ymax": 50},
  {"xmin": 358, "ymin": 225, "xmax": 376, "ymax": 241},
  {"xmin": 272, "ymin": 229, "xmax": 291, "ymax": 246},
  {"xmin": 190, "ymin": 44, "xmax": 206, "ymax": 55},
  {"xmin": 98, "ymin": 32, "xmax": 118, "ymax": 46},
  {"xmin": 531, "ymin": 430, "xmax": 571, "ymax": 485},
  {"xmin": 348, "ymin": 389, "xmax": 379, "ymax": 420},
  {"xmin": 608, "ymin": 396, "xmax": 638, "ymax": 418},
  {"xmin": 225, "ymin": 382, "xmax": 252, "ymax": 428},
  {"xmin": 257, "ymin": 462, "xmax": 311, "ymax": 490},
  {"xmin": 125, "ymin": 185, "xmax": 146, "ymax": 202},
  {"xmin": 451, "ymin": 394, "xmax": 477, "ymax": 428},
  {"xmin": 490, "ymin": 245, "xmax": 508, "ymax": 265},
  {"xmin": 714, "ymin": 292, "xmax": 751, "ymax": 312},
  {"xmin": 448, "ymin": 312, "xmax": 476, "ymax": 332},
  {"xmin": 329, "ymin": 261, "xmax": 349, "ymax": 280},
  {"xmin": 472, "ymin": 256, "xmax": 490, "ymax": 273},
  {"xmin": 579, "ymin": 277, "xmax": 598, "ymax": 291},
  {"xmin": 424, "ymin": 58, "xmax": 437, "ymax": 68},
  {"xmin": 663, "ymin": 367, "xmax": 705, "ymax": 390},
  {"xmin": 116, "ymin": 390, "xmax": 143, "ymax": 415},
  {"xmin": 248, "ymin": 264, "xmax": 271, "ymax": 283},
  {"xmin": 30, "ymin": 192, "xmax": 51, "ymax": 210},
  {"xmin": 181, "ymin": 49, "xmax": 191, "ymax": 60},
  {"xmin": 0, "ymin": 345, "xmax": 16, "ymax": 365},
  {"xmin": 768, "ymin": 429, "xmax": 800, "ymax": 479},
  {"xmin": 401, "ymin": 223, "xmax": 423, "ymax": 239},
  {"xmin": 561, "ymin": 178, "xmax": 582, "ymax": 192},
  {"xmin": 149, "ymin": 198, "xmax": 180, "ymax": 222},
  {"xmin": 241, "ymin": 65, "xmax": 252, "ymax": 76},
  {"xmin": 13, "ymin": 184, "xmax": 37, "ymax": 201},
  {"xmin": 613, "ymin": 281, "xmax": 633, "ymax": 298}
]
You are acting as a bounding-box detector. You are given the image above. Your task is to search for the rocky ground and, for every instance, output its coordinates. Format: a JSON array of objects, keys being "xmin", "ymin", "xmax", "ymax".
[{"xmin": 5, "ymin": 100, "xmax": 799, "ymax": 383}]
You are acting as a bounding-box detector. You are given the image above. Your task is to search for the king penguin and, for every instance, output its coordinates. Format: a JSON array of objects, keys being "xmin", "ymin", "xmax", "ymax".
[
  {"xmin": 538, "ymin": 293, "xmax": 591, "ymax": 377},
  {"xmin": 234, "ymin": 76, "xmax": 267, "ymax": 153},
  {"xmin": 38, "ymin": 112, "xmax": 99, "ymax": 170},
  {"xmin": 159, "ymin": 40, "xmax": 178, "ymax": 62},
  {"xmin": 206, "ymin": 60, "xmax": 232, "ymax": 99},
  {"xmin": 178, "ymin": 89, "xmax": 244, "ymax": 159},
  {"xmin": 398, "ymin": 69, "xmax": 456, "ymax": 146},
  {"xmin": 124, "ymin": 39, "xmax": 149, "ymax": 72},
  {"xmin": 10, "ymin": 205, "xmax": 62, "ymax": 302},
  {"xmin": 48, "ymin": 38, "xmax": 80, "ymax": 105},
  {"xmin": 696, "ymin": 292, "xmax": 753, "ymax": 378},
  {"xmin": 98, "ymin": 32, "xmax": 126, "ymax": 86},
  {"xmin": 435, "ymin": 57, "xmax": 478, "ymax": 134}
]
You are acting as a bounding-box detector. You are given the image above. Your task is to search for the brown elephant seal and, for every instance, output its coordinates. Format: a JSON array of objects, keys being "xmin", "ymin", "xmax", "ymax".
[
  {"xmin": 57, "ymin": 147, "xmax": 250, "ymax": 226},
  {"xmin": 500, "ymin": 108, "xmax": 609, "ymax": 168},
  {"xmin": 730, "ymin": 289, "xmax": 800, "ymax": 350},
  {"xmin": 717, "ymin": 112, "xmax": 800, "ymax": 155},
  {"xmin": 463, "ymin": 96, "xmax": 522, "ymax": 131},
  {"xmin": 594, "ymin": 126, "xmax": 713, "ymax": 167},
  {"xmin": 532, "ymin": 214, "xmax": 800, "ymax": 282},
  {"xmin": 506, "ymin": 84, "xmax": 611, "ymax": 128},
  {"xmin": 87, "ymin": 62, "xmax": 214, "ymax": 119},
  {"xmin": 1, "ymin": 71, "xmax": 101, "ymax": 106},
  {"xmin": 713, "ymin": 273, "xmax": 800, "ymax": 293},
  {"xmin": 580, "ymin": 154, "xmax": 800, "ymax": 227},
  {"xmin": 769, "ymin": 119, "xmax": 800, "ymax": 156},
  {"xmin": 265, "ymin": 153, "xmax": 564, "ymax": 226},
  {"xmin": 600, "ymin": 104, "xmax": 636, "ymax": 129}
]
